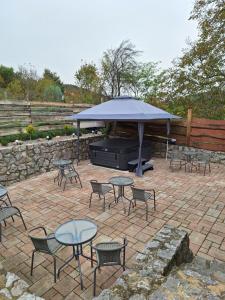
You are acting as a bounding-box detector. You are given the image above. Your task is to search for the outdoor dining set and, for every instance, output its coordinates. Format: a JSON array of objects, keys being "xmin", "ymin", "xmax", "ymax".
[
  {"xmin": 169, "ymin": 149, "xmax": 211, "ymax": 175},
  {"xmin": 0, "ymin": 159, "xmax": 157, "ymax": 296}
]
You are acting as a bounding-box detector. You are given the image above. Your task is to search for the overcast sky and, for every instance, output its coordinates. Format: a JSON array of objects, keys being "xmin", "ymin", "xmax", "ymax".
[{"xmin": 0, "ymin": 0, "xmax": 198, "ymax": 84}]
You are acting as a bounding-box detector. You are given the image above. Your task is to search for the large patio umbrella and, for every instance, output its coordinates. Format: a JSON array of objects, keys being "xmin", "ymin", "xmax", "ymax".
[{"xmin": 70, "ymin": 96, "xmax": 180, "ymax": 176}]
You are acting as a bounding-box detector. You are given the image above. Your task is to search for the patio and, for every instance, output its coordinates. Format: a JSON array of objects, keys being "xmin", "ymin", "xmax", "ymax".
[{"xmin": 1, "ymin": 158, "xmax": 225, "ymax": 299}]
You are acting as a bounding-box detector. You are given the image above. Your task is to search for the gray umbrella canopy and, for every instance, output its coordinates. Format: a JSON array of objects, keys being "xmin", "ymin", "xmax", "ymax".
[
  {"xmin": 70, "ymin": 96, "xmax": 180, "ymax": 176},
  {"xmin": 70, "ymin": 96, "xmax": 179, "ymax": 121}
]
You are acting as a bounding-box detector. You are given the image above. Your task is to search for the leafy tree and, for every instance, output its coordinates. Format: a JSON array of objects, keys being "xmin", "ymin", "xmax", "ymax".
[
  {"xmin": 6, "ymin": 79, "xmax": 24, "ymax": 99},
  {"xmin": 35, "ymin": 78, "xmax": 55, "ymax": 100},
  {"xmin": 0, "ymin": 65, "xmax": 15, "ymax": 88},
  {"xmin": 75, "ymin": 63, "xmax": 102, "ymax": 103},
  {"xmin": 43, "ymin": 85, "xmax": 63, "ymax": 101},
  {"xmin": 17, "ymin": 64, "xmax": 39, "ymax": 101},
  {"xmin": 43, "ymin": 69, "xmax": 64, "ymax": 93},
  {"xmin": 101, "ymin": 40, "xmax": 140, "ymax": 97}
]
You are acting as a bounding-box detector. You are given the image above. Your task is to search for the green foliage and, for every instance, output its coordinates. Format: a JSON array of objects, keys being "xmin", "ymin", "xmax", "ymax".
[
  {"xmin": 25, "ymin": 124, "xmax": 36, "ymax": 136},
  {"xmin": 43, "ymin": 69, "xmax": 64, "ymax": 93},
  {"xmin": 43, "ymin": 85, "xmax": 63, "ymax": 101},
  {"xmin": 63, "ymin": 124, "xmax": 74, "ymax": 135},
  {"xmin": 0, "ymin": 65, "xmax": 15, "ymax": 88},
  {"xmin": 75, "ymin": 63, "xmax": 102, "ymax": 103},
  {"xmin": 6, "ymin": 79, "xmax": 24, "ymax": 99},
  {"xmin": 0, "ymin": 127, "xmax": 87, "ymax": 146}
]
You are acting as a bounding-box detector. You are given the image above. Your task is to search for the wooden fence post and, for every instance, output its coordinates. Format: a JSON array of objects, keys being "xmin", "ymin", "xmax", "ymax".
[{"xmin": 186, "ymin": 108, "xmax": 192, "ymax": 146}]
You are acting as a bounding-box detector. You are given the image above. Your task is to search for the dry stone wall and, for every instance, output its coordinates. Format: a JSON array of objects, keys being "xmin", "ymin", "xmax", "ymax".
[{"xmin": 0, "ymin": 134, "xmax": 103, "ymax": 185}]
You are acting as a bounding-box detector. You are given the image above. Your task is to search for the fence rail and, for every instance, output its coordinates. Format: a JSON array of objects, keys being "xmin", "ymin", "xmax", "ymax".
[
  {"xmin": 0, "ymin": 100, "xmax": 92, "ymax": 136},
  {"xmin": 114, "ymin": 109, "xmax": 225, "ymax": 152}
]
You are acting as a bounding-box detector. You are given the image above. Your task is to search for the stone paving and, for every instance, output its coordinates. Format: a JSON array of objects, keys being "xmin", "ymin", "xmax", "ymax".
[{"xmin": 0, "ymin": 158, "xmax": 225, "ymax": 299}]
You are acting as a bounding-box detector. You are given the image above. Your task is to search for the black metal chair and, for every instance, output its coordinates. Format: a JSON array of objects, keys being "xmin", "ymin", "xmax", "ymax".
[
  {"xmin": 62, "ymin": 164, "xmax": 82, "ymax": 191},
  {"xmin": 129, "ymin": 186, "xmax": 156, "ymax": 220},
  {"xmin": 0, "ymin": 205, "xmax": 27, "ymax": 242},
  {"xmin": 191, "ymin": 153, "xmax": 211, "ymax": 175},
  {"xmin": 89, "ymin": 180, "xmax": 116, "ymax": 211},
  {"xmin": 169, "ymin": 150, "xmax": 187, "ymax": 171},
  {"xmin": 28, "ymin": 226, "xmax": 63, "ymax": 282},
  {"xmin": 90, "ymin": 238, "xmax": 128, "ymax": 296}
]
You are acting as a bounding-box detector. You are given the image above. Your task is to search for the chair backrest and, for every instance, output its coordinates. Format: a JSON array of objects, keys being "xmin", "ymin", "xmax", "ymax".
[
  {"xmin": 171, "ymin": 150, "xmax": 183, "ymax": 160},
  {"xmin": 197, "ymin": 152, "xmax": 211, "ymax": 162},
  {"xmin": 90, "ymin": 180, "xmax": 103, "ymax": 194},
  {"xmin": 29, "ymin": 235, "xmax": 51, "ymax": 254},
  {"xmin": 131, "ymin": 187, "xmax": 146, "ymax": 202},
  {"xmin": 95, "ymin": 239, "xmax": 127, "ymax": 267}
]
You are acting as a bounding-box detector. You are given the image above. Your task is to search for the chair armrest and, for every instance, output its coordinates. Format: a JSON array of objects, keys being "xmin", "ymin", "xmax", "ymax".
[{"xmin": 28, "ymin": 226, "xmax": 47, "ymax": 236}]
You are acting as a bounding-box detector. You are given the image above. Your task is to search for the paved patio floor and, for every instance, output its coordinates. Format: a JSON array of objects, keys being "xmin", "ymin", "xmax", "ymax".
[{"xmin": 1, "ymin": 158, "xmax": 225, "ymax": 299}]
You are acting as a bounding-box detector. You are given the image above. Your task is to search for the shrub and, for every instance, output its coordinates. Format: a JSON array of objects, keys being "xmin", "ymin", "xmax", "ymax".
[{"xmin": 25, "ymin": 124, "xmax": 36, "ymax": 139}]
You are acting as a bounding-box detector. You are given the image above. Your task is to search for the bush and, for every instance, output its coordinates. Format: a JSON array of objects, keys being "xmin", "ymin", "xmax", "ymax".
[{"xmin": 25, "ymin": 124, "xmax": 36, "ymax": 139}]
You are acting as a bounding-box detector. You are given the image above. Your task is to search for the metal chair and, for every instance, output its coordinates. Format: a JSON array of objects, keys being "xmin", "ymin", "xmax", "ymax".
[
  {"xmin": 90, "ymin": 238, "xmax": 128, "ymax": 296},
  {"xmin": 0, "ymin": 205, "xmax": 27, "ymax": 242},
  {"xmin": 169, "ymin": 150, "xmax": 187, "ymax": 171},
  {"xmin": 28, "ymin": 226, "xmax": 63, "ymax": 283},
  {"xmin": 62, "ymin": 164, "xmax": 82, "ymax": 191},
  {"xmin": 191, "ymin": 153, "xmax": 211, "ymax": 175},
  {"xmin": 129, "ymin": 186, "xmax": 156, "ymax": 221},
  {"xmin": 89, "ymin": 180, "xmax": 116, "ymax": 211}
]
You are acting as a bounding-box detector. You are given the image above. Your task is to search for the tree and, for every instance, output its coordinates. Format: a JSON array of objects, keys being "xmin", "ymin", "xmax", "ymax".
[
  {"xmin": 43, "ymin": 69, "xmax": 64, "ymax": 93},
  {"xmin": 75, "ymin": 63, "xmax": 102, "ymax": 103},
  {"xmin": 123, "ymin": 62, "xmax": 162, "ymax": 99},
  {"xmin": 101, "ymin": 40, "xmax": 140, "ymax": 97},
  {"xmin": 17, "ymin": 64, "xmax": 39, "ymax": 101},
  {"xmin": 0, "ymin": 65, "xmax": 15, "ymax": 88},
  {"xmin": 6, "ymin": 79, "xmax": 24, "ymax": 99},
  {"xmin": 35, "ymin": 78, "xmax": 55, "ymax": 100},
  {"xmin": 43, "ymin": 85, "xmax": 63, "ymax": 101}
]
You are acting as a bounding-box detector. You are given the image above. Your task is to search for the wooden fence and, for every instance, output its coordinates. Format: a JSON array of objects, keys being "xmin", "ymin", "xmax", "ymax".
[
  {"xmin": 114, "ymin": 109, "xmax": 225, "ymax": 152},
  {"xmin": 0, "ymin": 100, "xmax": 92, "ymax": 136}
]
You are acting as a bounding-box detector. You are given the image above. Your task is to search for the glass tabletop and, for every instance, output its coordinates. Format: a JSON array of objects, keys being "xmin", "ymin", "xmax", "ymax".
[
  {"xmin": 109, "ymin": 176, "xmax": 134, "ymax": 186},
  {"xmin": 53, "ymin": 159, "xmax": 72, "ymax": 167},
  {"xmin": 0, "ymin": 185, "xmax": 7, "ymax": 198},
  {"xmin": 184, "ymin": 151, "xmax": 196, "ymax": 156},
  {"xmin": 55, "ymin": 219, "xmax": 97, "ymax": 246}
]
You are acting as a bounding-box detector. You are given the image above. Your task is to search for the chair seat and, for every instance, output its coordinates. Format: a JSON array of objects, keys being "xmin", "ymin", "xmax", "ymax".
[
  {"xmin": 47, "ymin": 233, "xmax": 62, "ymax": 253},
  {"xmin": 95, "ymin": 242, "xmax": 122, "ymax": 251},
  {"xmin": 65, "ymin": 171, "xmax": 78, "ymax": 178},
  {"xmin": 0, "ymin": 207, "xmax": 18, "ymax": 222},
  {"xmin": 101, "ymin": 185, "xmax": 112, "ymax": 194}
]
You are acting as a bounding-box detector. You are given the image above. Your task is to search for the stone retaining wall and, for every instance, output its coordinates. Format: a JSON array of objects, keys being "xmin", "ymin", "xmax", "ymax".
[
  {"xmin": 152, "ymin": 141, "xmax": 225, "ymax": 164},
  {"xmin": 0, "ymin": 134, "xmax": 103, "ymax": 186},
  {"xmin": 94, "ymin": 225, "xmax": 193, "ymax": 300}
]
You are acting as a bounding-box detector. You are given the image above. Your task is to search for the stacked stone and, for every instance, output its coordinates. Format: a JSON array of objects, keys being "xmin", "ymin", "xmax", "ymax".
[
  {"xmin": 94, "ymin": 225, "xmax": 193, "ymax": 300},
  {"xmin": 0, "ymin": 263, "xmax": 44, "ymax": 300},
  {"xmin": 0, "ymin": 134, "xmax": 102, "ymax": 185}
]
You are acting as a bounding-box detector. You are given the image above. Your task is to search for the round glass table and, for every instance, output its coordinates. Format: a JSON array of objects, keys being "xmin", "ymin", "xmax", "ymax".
[
  {"xmin": 109, "ymin": 176, "xmax": 134, "ymax": 213},
  {"xmin": 53, "ymin": 159, "xmax": 73, "ymax": 186},
  {"xmin": 0, "ymin": 185, "xmax": 12, "ymax": 206},
  {"xmin": 55, "ymin": 219, "xmax": 97, "ymax": 289}
]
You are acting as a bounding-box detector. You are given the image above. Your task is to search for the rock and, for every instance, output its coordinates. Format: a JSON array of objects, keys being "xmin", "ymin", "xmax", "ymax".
[
  {"xmin": 0, "ymin": 288, "xmax": 12, "ymax": 299},
  {"xmin": 11, "ymin": 279, "xmax": 29, "ymax": 297},
  {"xmin": 5, "ymin": 272, "xmax": 19, "ymax": 288},
  {"xmin": 17, "ymin": 292, "xmax": 45, "ymax": 300}
]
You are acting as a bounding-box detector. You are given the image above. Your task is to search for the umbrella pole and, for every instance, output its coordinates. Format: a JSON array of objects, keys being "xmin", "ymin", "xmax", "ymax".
[
  {"xmin": 166, "ymin": 119, "xmax": 170, "ymax": 160},
  {"xmin": 136, "ymin": 122, "xmax": 144, "ymax": 177},
  {"xmin": 77, "ymin": 120, "xmax": 80, "ymax": 164}
]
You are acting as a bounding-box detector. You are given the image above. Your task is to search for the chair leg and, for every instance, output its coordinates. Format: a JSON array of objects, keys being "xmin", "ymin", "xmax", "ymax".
[
  {"xmin": 6, "ymin": 194, "xmax": 12, "ymax": 206},
  {"xmin": 128, "ymin": 200, "xmax": 132, "ymax": 216},
  {"xmin": 31, "ymin": 250, "xmax": 35, "ymax": 275},
  {"xmin": 93, "ymin": 266, "xmax": 98, "ymax": 296},
  {"xmin": 103, "ymin": 196, "xmax": 106, "ymax": 211},
  {"xmin": 209, "ymin": 163, "xmax": 211, "ymax": 173},
  {"xmin": 53, "ymin": 257, "xmax": 57, "ymax": 283},
  {"xmin": 145, "ymin": 202, "xmax": 149, "ymax": 221},
  {"xmin": 89, "ymin": 193, "xmax": 93, "ymax": 208},
  {"xmin": 90, "ymin": 242, "xmax": 93, "ymax": 268},
  {"xmin": 0, "ymin": 223, "xmax": 2, "ymax": 242},
  {"xmin": 77, "ymin": 174, "xmax": 82, "ymax": 188},
  {"xmin": 17, "ymin": 209, "xmax": 27, "ymax": 230},
  {"xmin": 204, "ymin": 164, "xmax": 206, "ymax": 176},
  {"xmin": 113, "ymin": 186, "xmax": 116, "ymax": 203},
  {"xmin": 63, "ymin": 179, "xmax": 67, "ymax": 191}
]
